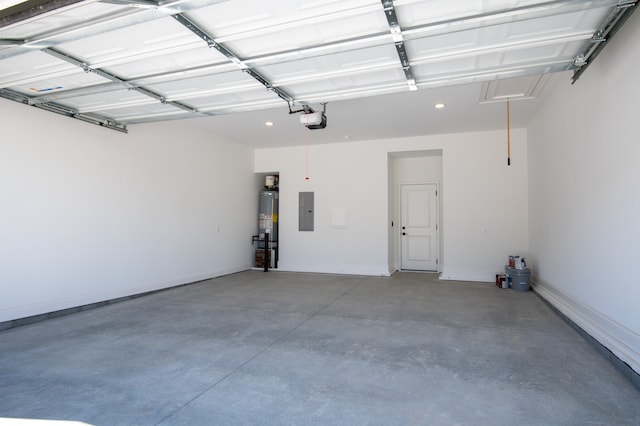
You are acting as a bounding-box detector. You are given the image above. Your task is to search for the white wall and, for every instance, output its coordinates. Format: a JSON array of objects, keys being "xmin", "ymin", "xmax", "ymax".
[
  {"xmin": 255, "ymin": 128, "xmax": 528, "ymax": 280},
  {"xmin": 0, "ymin": 100, "xmax": 256, "ymax": 322},
  {"xmin": 255, "ymin": 142, "xmax": 389, "ymax": 275},
  {"xmin": 527, "ymin": 10, "xmax": 640, "ymax": 372},
  {"xmin": 442, "ymin": 130, "xmax": 529, "ymax": 281}
]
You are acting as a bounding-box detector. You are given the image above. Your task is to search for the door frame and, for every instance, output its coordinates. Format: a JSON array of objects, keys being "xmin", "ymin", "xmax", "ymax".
[
  {"xmin": 387, "ymin": 151, "xmax": 443, "ymax": 275},
  {"xmin": 398, "ymin": 182, "xmax": 440, "ymax": 272}
]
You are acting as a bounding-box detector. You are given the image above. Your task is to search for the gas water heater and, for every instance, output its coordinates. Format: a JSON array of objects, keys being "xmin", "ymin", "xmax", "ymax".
[{"xmin": 256, "ymin": 189, "xmax": 278, "ymax": 270}]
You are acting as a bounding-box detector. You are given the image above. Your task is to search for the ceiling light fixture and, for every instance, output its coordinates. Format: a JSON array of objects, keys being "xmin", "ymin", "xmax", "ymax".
[
  {"xmin": 265, "ymin": 121, "xmax": 274, "ymax": 126},
  {"xmin": 434, "ymin": 103, "xmax": 446, "ymax": 109}
]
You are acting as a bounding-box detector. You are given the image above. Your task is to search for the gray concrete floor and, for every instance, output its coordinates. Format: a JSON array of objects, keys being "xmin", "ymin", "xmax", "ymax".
[{"xmin": 1, "ymin": 271, "xmax": 639, "ymax": 425}]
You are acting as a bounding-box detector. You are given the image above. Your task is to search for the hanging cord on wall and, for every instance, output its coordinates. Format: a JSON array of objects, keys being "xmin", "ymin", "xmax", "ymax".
[
  {"xmin": 305, "ymin": 143, "xmax": 310, "ymax": 180},
  {"xmin": 507, "ymin": 98, "xmax": 511, "ymax": 166},
  {"xmin": 304, "ymin": 114, "xmax": 310, "ymax": 180}
]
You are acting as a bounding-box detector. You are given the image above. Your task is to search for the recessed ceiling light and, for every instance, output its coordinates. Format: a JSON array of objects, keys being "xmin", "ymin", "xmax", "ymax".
[
  {"xmin": 265, "ymin": 121, "xmax": 274, "ymax": 126},
  {"xmin": 434, "ymin": 103, "xmax": 446, "ymax": 109}
]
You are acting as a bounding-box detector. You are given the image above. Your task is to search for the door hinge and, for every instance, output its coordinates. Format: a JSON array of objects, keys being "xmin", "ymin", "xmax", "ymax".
[
  {"xmin": 436, "ymin": 190, "xmax": 438, "ymax": 196},
  {"xmin": 436, "ymin": 224, "xmax": 438, "ymax": 231},
  {"xmin": 436, "ymin": 258, "xmax": 439, "ymax": 265}
]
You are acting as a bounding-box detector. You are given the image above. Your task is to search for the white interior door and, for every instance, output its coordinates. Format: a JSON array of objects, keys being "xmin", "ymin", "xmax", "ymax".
[{"xmin": 401, "ymin": 183, "xmax": 438, "ymax": 271}]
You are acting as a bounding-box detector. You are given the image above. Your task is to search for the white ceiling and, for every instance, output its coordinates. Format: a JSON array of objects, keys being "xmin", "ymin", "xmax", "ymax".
[
  {"xmin": 178, "ymin": 73, "xmax": 560, "ymax": 147},
  {"xmin": 0, "ymin": 0, "xmax": 635, "ymax": 147}
]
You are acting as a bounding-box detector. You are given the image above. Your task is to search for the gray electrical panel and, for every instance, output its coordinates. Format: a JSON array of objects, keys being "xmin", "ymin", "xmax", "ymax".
[{"xmin": 299, "ymin": 192, "xmax": 314, "ymax": 231}]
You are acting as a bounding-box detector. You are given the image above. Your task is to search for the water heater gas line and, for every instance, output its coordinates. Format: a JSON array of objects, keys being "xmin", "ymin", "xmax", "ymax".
[{"xmin": 507, "ymin": 98, "xmax": 511, "ymax": 166}]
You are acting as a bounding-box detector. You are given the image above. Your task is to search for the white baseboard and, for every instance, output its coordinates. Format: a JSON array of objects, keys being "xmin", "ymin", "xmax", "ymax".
[
  {"xmin": 438, "ymin": 274, "xmax": 492, "ymax": 283},
  {"xmin": 0, "ymin": 265, "xmax": 251, "ymax": 323},
  {"xmin": 275, "ymin": 264, "xmax": 391, "ymax": 277},
  {"xmin": 532, "ymin": 276, "xmax": 640, "ymax": 374}
]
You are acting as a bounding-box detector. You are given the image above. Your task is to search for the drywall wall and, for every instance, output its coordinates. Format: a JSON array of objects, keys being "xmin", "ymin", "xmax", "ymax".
[
  {"xmin": 443, "ymin": 130, "xmax": 529, "ymax": 281},
  {"xmin": 0, "ymin": 100, "xmax": 256, "ymax": 323},
  {"xmin": 255, "ymin": 128, "xmax": 528, "ymax": 280},
  {"xmin": 527, "ymin": 10, "xmax": 640, "ymax": 372},
  {"xmin": 255, "ymin": 142, "xmax": 389, "ymax": 275}
]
